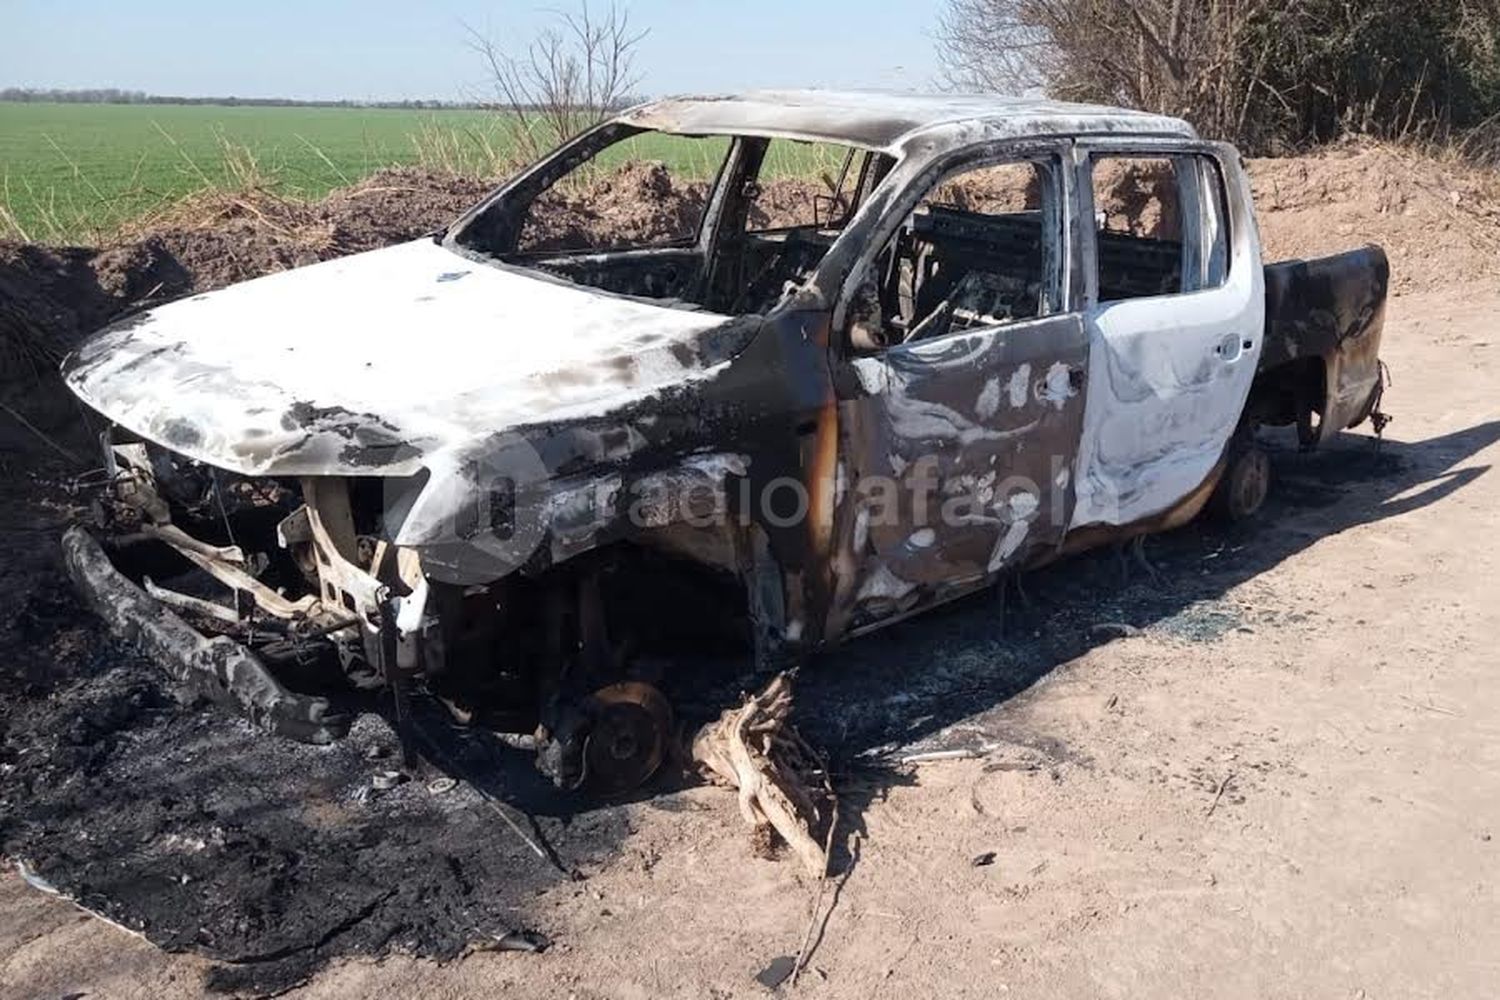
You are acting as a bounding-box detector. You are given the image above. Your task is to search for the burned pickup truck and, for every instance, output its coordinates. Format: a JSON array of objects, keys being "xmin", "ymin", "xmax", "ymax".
[{"xmin": 61, "ymin": 91, "xmax": 1388, "ymax": 792}]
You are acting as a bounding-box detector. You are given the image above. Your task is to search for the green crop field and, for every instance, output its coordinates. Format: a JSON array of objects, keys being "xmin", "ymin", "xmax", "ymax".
[
  {"xmin": 0, "ymin": 102, "xmax": 842, "ymax": 245},
  {"xmin": 0, "ymin": 102, "xmax": 512, "ymax": 242}
]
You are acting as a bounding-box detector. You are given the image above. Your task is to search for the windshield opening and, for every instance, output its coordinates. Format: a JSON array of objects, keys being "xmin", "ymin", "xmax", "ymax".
[{"xmin": 448, "ymin": 125, "xmax": 891, "ymax": 316}]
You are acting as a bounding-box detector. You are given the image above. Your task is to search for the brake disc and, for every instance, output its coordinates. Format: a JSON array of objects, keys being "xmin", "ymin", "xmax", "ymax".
[{"xmin": 580, "ymin": 681, "xmax": 673, "ymax": 796}]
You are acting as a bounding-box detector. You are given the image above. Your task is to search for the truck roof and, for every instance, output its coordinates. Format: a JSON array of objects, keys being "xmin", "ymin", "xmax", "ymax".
[{"xmin": 620, "ymin": 89, "xmax": 1198, "ymax": 154}]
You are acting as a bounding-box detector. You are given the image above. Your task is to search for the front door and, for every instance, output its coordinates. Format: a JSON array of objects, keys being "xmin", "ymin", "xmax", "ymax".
[{"xmin": 827, "ymin": 149, "xmax": 1090, "ymax": 632}]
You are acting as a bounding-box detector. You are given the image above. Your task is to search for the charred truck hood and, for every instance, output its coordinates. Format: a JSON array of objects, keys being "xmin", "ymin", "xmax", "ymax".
[{"xmin": 63, "ymin": 238, "xmax": 752, "ymax": 479}]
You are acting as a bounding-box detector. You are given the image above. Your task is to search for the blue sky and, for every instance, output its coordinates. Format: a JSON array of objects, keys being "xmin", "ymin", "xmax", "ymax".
[{"xmin": 2, "ymin": 1, "xmax": 945, "ymax": 101}]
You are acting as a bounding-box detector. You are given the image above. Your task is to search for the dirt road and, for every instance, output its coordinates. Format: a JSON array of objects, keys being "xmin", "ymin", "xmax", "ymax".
[{"xmin": 4, "ymin": 284, "xmax": 1499, "ymax": 998}]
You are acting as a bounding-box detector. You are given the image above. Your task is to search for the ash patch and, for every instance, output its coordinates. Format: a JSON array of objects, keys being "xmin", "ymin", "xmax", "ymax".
[
  {"xmin": 0, "ymin": 638, "xmax": 629, "ymax": 995},
  {"xmin": 0, "ymin": 476, "xmax": 637, "ymax": 996},
  {"xmin": 1149, "ymin": 599, "xmax": 1250, "ymax": 642}
]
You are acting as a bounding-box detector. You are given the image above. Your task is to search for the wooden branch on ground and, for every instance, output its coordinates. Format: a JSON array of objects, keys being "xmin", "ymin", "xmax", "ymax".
[{"xmin": 691, "ymin": 672, "xmax": 831, "ymax": 877}]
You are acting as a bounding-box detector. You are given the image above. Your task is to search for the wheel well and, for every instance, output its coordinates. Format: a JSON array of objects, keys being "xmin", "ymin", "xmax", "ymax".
[
  {"xmin": 1246, "ymin": 356, "xmax": 1325, "ymax": 429},
  {"xmin": 593, "ymin": 542, "xmax": 753, "ymax": 657},
  {"xmin": 422, "ymin": 540, "xmax": 753, "ymax": 731}
]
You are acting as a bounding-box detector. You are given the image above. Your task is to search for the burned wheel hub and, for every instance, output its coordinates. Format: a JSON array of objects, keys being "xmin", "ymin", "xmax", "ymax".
[
  {"xmin": 582, "ymin": 681, "xmax": 672, "ymax": 795},
  {"xmin": 1224, "ymin": 445, "xmax": 1271, "ymax": 521}
]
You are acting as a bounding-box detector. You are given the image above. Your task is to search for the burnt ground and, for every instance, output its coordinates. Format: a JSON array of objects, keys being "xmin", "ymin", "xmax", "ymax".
[
  {"xmin": 0, "ymin": 633, "xmax": 617, "ymax": 994},
  {"xmin": 0, "ymin": 470, "xmax": 575, "ymax": 994}
]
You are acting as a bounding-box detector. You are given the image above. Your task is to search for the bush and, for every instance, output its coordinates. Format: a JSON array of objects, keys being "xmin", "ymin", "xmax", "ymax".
[{"xmin": 937, "ymin": 0, "xmax": 1500, "ymax": 154}]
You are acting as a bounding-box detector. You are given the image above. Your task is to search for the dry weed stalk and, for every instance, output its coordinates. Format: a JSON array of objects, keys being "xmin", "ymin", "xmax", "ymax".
[{"xmin": 409, "ymin": 119, "xmax": 517, "ymax": 179}]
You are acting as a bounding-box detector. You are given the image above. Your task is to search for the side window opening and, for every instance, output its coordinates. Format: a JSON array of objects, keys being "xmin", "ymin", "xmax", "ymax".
[
  {"xmin": 850, "ymin": 156, "xmax": 1062, "ymax": 352},
  {"xmin": 748, "ymin": 140, "xmax": 857, "ymax": 231},
  {"xmin": 1193, "ymin": 157, "xmax": 1232, "ymax": 288},
  {"xmin": 1090, "ymin": 154, "xmax": 1231, "ymax": 304}
]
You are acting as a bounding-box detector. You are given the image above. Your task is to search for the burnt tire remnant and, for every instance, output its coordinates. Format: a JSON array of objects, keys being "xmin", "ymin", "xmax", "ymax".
[
  {"xmin": 60, "ymin": 525, "xmax": 348, "ymax": 744},
  {"xmin": 1211, "ymin": 442, "xmax": 1272, "ymax": 523}
]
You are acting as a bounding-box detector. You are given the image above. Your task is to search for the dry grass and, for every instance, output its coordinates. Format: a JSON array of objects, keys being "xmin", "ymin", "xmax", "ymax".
[
  {"xmin": 86, "ymin": 137, "xmax": 344, "ymax": 266},
  {"xmin": 115, "ymin": 183, "xmax": 339, "ymax": 254},
  {"xmin": 408, "ymin": 119, "xmax": 521, "ymax": 179},
  {"xmin": 0, "ymin": 131, "xmax": 292, "ymax": 246}
]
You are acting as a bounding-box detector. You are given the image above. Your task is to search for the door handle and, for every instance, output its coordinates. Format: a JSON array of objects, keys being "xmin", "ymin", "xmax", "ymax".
[{"xmin": 1213, "ymin": 334, "xmax": 1244, "ymax": 362}]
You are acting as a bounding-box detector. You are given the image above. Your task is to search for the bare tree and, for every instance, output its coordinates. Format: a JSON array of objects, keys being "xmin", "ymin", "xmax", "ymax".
[{"xmin": 467, "ymin": 2, "xmax": 648, "ymax": 162}]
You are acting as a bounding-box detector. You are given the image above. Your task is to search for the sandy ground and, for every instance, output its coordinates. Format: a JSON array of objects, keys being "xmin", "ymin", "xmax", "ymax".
[{"xmin": 4, "ymin": 284, "xmax": 1500, "ymax": 998}]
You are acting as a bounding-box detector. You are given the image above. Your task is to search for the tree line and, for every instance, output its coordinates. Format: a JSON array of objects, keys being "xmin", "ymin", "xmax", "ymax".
[{"xmin": 0, "ymin": 88, "xmax": 484, "ymax": 109}]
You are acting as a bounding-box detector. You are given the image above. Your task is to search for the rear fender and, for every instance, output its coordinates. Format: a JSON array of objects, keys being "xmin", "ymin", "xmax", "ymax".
[{"xmin": 1260, "ymin": 245, "xmax": 1389, "ymax": 445}]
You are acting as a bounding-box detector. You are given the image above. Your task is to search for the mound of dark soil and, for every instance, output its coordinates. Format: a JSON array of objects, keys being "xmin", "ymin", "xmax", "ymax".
[
  {"xmin": 320, "ymin": 167, "xmax": 496, "ymax": 253},
  {"xmin": 110, "ymin": 166, "xmax": 498, "ymax": 294},
  {"xmin": 0, "ymin": 243, "xmax": 136, "ymax": 361}
]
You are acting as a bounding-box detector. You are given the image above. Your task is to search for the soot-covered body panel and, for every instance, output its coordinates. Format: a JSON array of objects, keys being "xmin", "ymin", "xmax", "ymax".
[{"xmin": 1258, "ymin": 245, "xmax": 1390, "ymax": 443}]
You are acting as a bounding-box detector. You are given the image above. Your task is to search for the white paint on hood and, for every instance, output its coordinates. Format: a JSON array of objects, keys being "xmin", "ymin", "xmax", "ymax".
[{"xmin": 64, "ymin": 239, "xmax": 734, "ymax": 476}]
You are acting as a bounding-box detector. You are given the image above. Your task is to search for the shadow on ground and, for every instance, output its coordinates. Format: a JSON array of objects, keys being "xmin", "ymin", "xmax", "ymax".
[
  {"xmin": 799, "ymin": 420, "xmax": 1497, "ymax": 868},
  {"xmin": 1, "ymin": 420, "xmax": 1493, "ymax": 994},
  {"xmin": 810, "ymin": 422, "xmax": 1497, "ymax": 751}
]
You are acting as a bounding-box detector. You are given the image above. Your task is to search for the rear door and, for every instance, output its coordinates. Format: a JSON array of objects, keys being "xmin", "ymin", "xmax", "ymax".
[
  {"xmin": 1069, "ymin": 141, "xmax": 1264, "ymax": 529},
  {"xmin": 827, "ymin": 146, "xmax": 1090, "ymax": 632}
]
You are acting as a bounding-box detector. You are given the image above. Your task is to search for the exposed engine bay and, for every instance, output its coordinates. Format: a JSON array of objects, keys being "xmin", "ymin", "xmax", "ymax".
[{"xmin": 67, "ymin": 436, "xmax": 749, "ymax": 794}]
